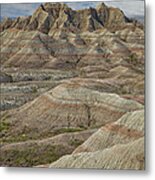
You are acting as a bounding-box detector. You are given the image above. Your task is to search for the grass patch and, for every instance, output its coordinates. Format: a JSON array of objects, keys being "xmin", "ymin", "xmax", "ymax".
[
  {"xmin": 0, "ymin": 127, "xmax": 86, "ymax": 145},
  {"xmin": 0, "ymin": 144, "xmax": 71, "ymax": 167},
  {"xmin": 53, "ymin": 127, "xmax": 85, "ymax": 135},
  {"xmin": 0, "ymin": 121, "xmax": 10, "ymax": 131},
  {"xmin": 0, "ymin": 126, "xmax": 87, "ymax": 166},
  {"xmin": 69, "ymin": 139, "xmax": 84, "ymax": 147},
  {"xmin": 1, "ymin": 134, "xmax": 30, "ymax": 144},
  {"xmin": 0, "ymin": 114, "xmax": 11, "ymax": 132}
]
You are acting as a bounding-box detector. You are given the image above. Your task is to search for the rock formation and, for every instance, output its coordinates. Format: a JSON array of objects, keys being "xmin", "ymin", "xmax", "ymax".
[
  {"xmin": 50, "ymin": 137, "xmax": 144, "ymax": 170},
  {"xmin": 0, "ymin": 3, "xmax": 131, "ymax": 34},
  {"xmin": 0, "ymin": 2, "xmax": 145, "ymax": 169}
]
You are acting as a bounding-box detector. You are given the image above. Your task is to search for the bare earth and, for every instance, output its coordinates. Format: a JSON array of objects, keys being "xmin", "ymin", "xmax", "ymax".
[{"xmin": 0, "ymin": 2, "xmax": 145, "ymax": 169}]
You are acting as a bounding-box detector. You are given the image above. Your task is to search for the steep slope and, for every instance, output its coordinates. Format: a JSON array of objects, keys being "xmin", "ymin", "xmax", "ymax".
[
  {"xmin": 0, "ymin": 2, "xmax": 145, "ymax": 168},
  {"xmin": 49, "ymin": 138, "xmax": 144, "ymax": 170},
  {"xmin": 0, "ymin": 2, "xmax": 130, "ymax": 34},
  {"xmin": 0, "ymin": 26, "xmax": 144, "ymax": 78},
  {"xmin": 0, "ymin": 80, "xmax": 143, "ymax": 144},
  {"xmin": 73, "ymin": 110, "xmax": 144, "ymax": 154},
  {"xmin": 48, "ymin": 109, "xmax": 145, "ymax": 169}
]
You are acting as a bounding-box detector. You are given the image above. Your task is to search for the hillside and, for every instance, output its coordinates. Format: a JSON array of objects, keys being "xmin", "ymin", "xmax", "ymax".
[{"xmin": 0, "ymin": 2, "xmax": 145, "ymax": 169}]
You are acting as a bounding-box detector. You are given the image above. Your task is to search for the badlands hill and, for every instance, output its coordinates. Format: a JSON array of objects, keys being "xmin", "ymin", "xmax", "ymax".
[
  {"xmin": 0, "ymin": 2, "xmax": 144, "ymax": 69},
  {"xmin": 0, "ymin": 2, "xmax": 145, "ymax": 169},
  {"xmin": 0, "ymin": 2, "xmax": 130, "ymax": 33}
]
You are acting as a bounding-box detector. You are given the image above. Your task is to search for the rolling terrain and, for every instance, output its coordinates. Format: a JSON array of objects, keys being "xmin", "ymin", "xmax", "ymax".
[{"xmin": 0, "ymin": 2, "xmax": 145, "ymax": 169}]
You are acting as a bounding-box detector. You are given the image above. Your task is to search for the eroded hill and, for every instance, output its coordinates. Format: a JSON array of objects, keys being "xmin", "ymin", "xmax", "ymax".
[{"xmin": 0, "ymin": 2, "xmax": 145, "ymax": 169}]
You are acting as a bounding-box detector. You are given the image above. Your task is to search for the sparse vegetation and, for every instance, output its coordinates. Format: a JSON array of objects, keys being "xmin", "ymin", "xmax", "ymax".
[
  {"xmin": 53, "ymin": 127, "xmax": 85, "ymax": 135},
  {"xmin": 127, "ymin": 54, "xmax": 139, "ymax": 65},
  {"xmin": 0, "ymin": 114, "xmax": 11, "ymax": 132},
  {"xmin": 69, "ymin": 139, "xmax": 84, "ymax": 146},
  {"xmin": 0, "ymin": 1, "xmax": 144, "ymax": 169},
  {"xmin": 0, "ymin": 121, "xmax": 10, "ymax": 131},
  {"xmin": 0, "ymin": 144, "xmax": 67, "ymax": 167}
]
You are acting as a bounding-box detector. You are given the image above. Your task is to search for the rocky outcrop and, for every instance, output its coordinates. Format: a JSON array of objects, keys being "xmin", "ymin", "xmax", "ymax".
[
  {"xmin": 0, "ymin": 17, "xmax": 13, "ymax": 32},
  {"xmin": 0, "ymin": 27, "xmax": 144, "ymax": 71},
  {"xmin": 48, "ymin": 109, "xmax": 145, "ymax": 169},
  {"xmin": 0, "ymin": 72, "xmax": 13, "ymax": 83},
  {"xmin": 0, "ymin": 2, "xmax": 130, "ymax": 34},
  {"xmin": 0, "ymin": 3, "xmax": 144, "ymax": 75},
  {"xmin": 0, "ymin": 80, "xmax": 143, "ymax": 145},
  {"xmin": 49, "ymin": 138, "xmax": 144, "ymax": 170},
  {"xmin": 73, "ymin": 110, "xmax": 144, "ymax": 154},
  {"xmin": 0, "ymin": 2, "xmax": 145, "ymax": 169}
]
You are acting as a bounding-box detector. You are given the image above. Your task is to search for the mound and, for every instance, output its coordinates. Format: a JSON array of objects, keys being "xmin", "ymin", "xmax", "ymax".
[
  {"xmin": 0, "ymin": 129, "xmax": 95, "ymax": 167},
  {"xmin": 0, "ymin": 80, "xmax": 143, "ymax": 144},
  {"xmin": 73, "ymin": 110, "xmax": 144, "ymax": 154},
  {"xmin": 49, "ymin": 138, "xmax": 144, "ymax": 170}
]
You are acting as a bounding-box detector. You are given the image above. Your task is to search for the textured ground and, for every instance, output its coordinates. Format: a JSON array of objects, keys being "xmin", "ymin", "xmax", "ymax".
[{"xmin": 0, "ymin": 2, "xmax": 145, "ymax": 169}]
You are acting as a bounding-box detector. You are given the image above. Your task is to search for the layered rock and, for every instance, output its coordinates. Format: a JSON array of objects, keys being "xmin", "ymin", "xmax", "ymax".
[
  {"xmin": 49, "ymin": 110, "xmax": 145, "ymax": 169},
  {"xmin": 0, "ymin": 72, "xmax": 13, "ymax": 83},
  {"xmin": 0, "ymin": 27, "xmax": 144, "ymax": 71},
  {"xmin": 49, "ymin": 138, "xmax": 144, "ymax": 170},
  {"xmin": 73, "ymin": 110, "xmax": 144, "ymax": 154},
  {"xmin": 0, "ymin": 17, "xmax": 13, "ymax": 32},
  {"xmin": 0, "ymin": 80, "xmax": 143, "ymax": 144},
  {"xmin": 0, "ymin": 2, "xmax": 145, "ymax": 169},
  {"xmin": 0, "ymin": 2, "xmax": 131, "ymax": 34}
]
